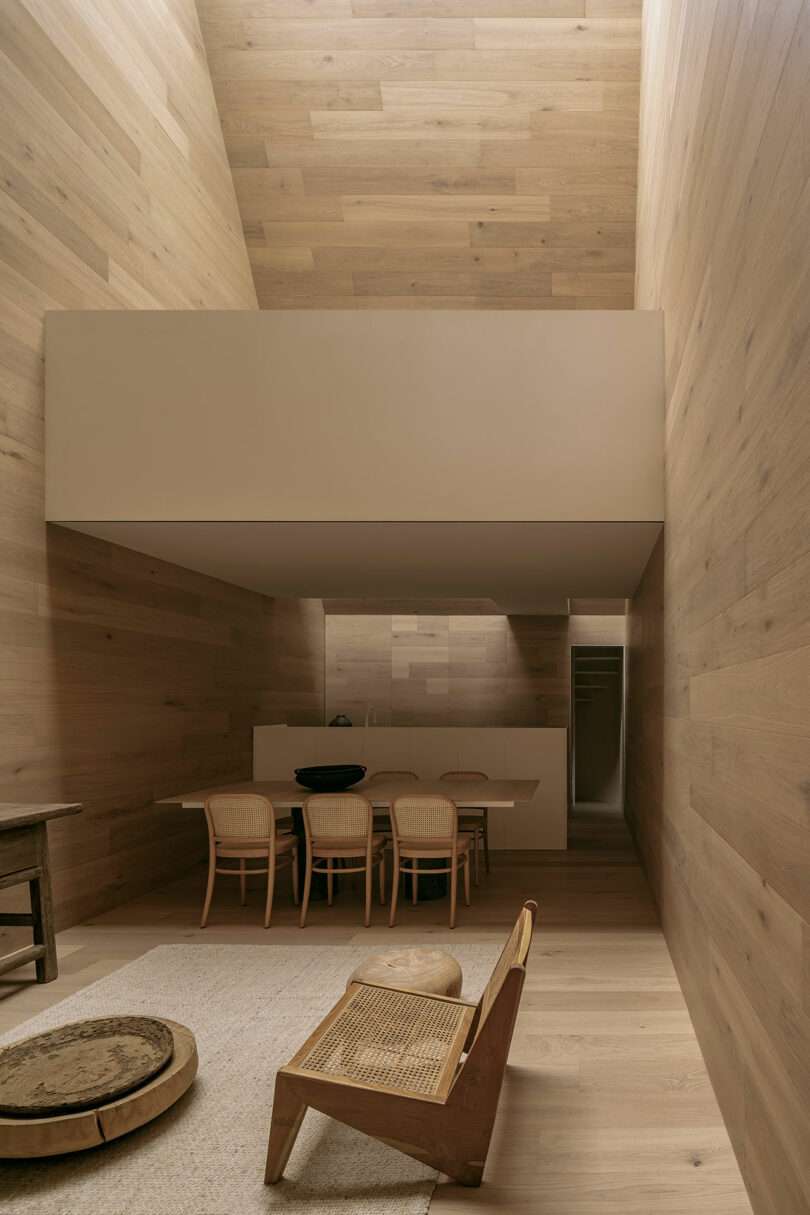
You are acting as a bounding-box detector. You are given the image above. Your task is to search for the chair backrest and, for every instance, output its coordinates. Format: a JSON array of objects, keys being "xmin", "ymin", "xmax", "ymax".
[
  {"xmin": 391, "ymin": 794, "xmax": 457, "ymax": 841},
  {"xmin": 440, "ymin": 770, "xmax": 488, "ymax": 781},
  {"xmin": 370, "ymin": 770, "xmax": 418, "ymax": 780},
  {"xmin": 205, "ymin": 793, "xmax": 275, "ymax": 840},
  {"xmin": 304, "ymin": 793, "xmax": 373, "ymax": 843},
  {"xmin": 474, "ymin": 899, "xmax": 537, "ymax": 1040}
]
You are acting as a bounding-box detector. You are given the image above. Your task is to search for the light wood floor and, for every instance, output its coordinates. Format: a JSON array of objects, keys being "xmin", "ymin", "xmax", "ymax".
[{"xmin": 0, "ymin": 806, "xmax": 751, "ymax": 1213}]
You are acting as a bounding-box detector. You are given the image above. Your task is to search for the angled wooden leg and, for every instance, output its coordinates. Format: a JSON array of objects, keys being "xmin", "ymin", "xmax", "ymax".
[
  {"xmin": 389, "ymin": 850, "xmax": 400, "ymax": 927},
  {"xmin": 378, "ymin": 854, "xmax": 386, "ymax": 904},
  {"xmin": 264, "ymin": 850, "xmax": 276, "ymax": 929},
  {"xmin": 239, "ymin": 858, "xmax": 247, "ymax": 906},
  {"xmin": 291, "ymin": 846, "xmax": 300, "ymax": 905},
  {"xmin": 473, "ymin": 829, "xmax": 480, "ymax": 886},
  {"xmin": 30, "ymin": 824, "xmax": 56, "ymax": 983},
  {"xmin": 264, "ymin": 1074, "xmax": 308, "ymax": 1184},
  {"xmin": 364, "ymin": 851, "xmax": 373, "ymax": 927},
  {"xmin": 300, "ymin": 845, "xmax": 313, "ymax": 928},
  {"xmin": 483, "ymin": 810, "xmax": 490, "ymax": 875},
  {"xmin": 464, "ymin": 852, "xmax": 471, "ymax": 906},
  {"xmin": 200, "ymin": 844, "xmax": 217, "ymax": 928},
  {"xmin": 449, "ymin": 852, "xmax": 458, "ymax": 929},
  {"xmin": 327, "ymin": 859, "xmax": 334, "ymax": 907}
]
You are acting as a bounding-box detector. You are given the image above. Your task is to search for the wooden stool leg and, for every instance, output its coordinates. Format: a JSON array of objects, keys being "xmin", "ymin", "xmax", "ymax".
[
  {"xmin": 200, "ymin": 843, "xmax": 217, "ymax": 928},
  {"xmin": 449, "ymin": 852, "xmax": 458, "ymax": 930},
  {"xmin": 389, "ymin": 853, "xmax": 400, "ymax": 927},
  {"xmin": 31, "ymin": 824, "xmax": 56, "ymax": 983},
  {"xmin": 483, "ymin": 809, "xmax": 490, "ymax": 874},
  {"xmin": 464, "ymin": 852, "xmax": 471, "ymax": 906},
  {"xmin": 264, "ymin": 850, "xmax": 276, "ymax": 929},
  {"xmin": 264, "ymin": 1075, "xmax": 308, "ymax": 1184},
  {"xmin": 299, "ymin": 847, "xmax": 313, "ymax": 928},
  {"xmin": 240, "ymin": 859, "xmax": 247, "ymax": 906},
  {"xmin": 291, "ymin": 846, "xmax": 300, "ymax": 905},
  {"xmin": 473, "ymin": 830, "xmax": 480, "ymax": 886},
  {"xmin": 364, "ymin": 852, "xmax": 372, "ymax": 927}
]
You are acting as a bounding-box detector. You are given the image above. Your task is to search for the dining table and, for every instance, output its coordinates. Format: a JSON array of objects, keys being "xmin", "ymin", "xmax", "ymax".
[{"xmin": 158, "ymin": 776, "xmax": 538, "ymax": 902}]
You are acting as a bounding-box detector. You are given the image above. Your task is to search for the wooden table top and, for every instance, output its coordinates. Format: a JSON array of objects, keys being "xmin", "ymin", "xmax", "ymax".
[
  {"xmin": 157, "ymin": 778, "xmax": 538, "ymax": 810},
  {"xmin": 0, "ymin": 803, "xmax": 82, "ymax": 831}
]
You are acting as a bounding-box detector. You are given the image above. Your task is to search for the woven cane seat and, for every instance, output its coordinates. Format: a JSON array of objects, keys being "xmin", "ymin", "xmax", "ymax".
[{"xmin": 293, "ymin": 983, "xmax": 471, "ymax": 1097}]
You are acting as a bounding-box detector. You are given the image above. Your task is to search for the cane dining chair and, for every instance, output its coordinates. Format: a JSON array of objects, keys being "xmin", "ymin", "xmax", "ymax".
[
  {"xmin": 389, "ymin": 794, "xmax": 471, "ymax": 929},
  {"xmin": 300, "ymin": 793, "xmax": 386, "ymax": 928},
  {"xmin": 440, "ymin": 770, "xmax": 490, "ymax": 881},
  {"xmin": 201, "ymin": 793, "xmax": 298, "ymax": 929}
]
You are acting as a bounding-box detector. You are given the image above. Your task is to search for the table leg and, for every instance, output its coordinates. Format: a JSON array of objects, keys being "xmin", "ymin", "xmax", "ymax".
[{"xmin": 30, "ymin": 822, "xmax": 57, "ymax": 983}]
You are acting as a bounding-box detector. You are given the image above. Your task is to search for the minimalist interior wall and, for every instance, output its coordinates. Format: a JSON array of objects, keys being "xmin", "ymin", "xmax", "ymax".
[
  {"xmin": 197, "ymin": 0, "xmax": 641, "ymax": 309},
  {"xmin": 325, "ymin": 611, "xmax": 627, "ymax": 729},
  {"xmin": 628, "ymin": 4, "xmax": 810, "ymax": 1212},
  {"xmin": 0, "ymin": 0, "xmax": 324, "ymax": 931},
  {"xmin": 325, "ymin": 614, "xmax": 570, "ymax": 727}
]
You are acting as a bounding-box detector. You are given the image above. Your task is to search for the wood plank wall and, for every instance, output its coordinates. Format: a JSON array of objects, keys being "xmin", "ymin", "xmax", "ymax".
[
  {"xmin": 197, "ymin": 0, "xmax": 641, "ymax": 309},
  {"xmin": 326, "ymin": 612, "xmax": 625, "ymax": 727},
  {"xmin": 0, "ymin": 0, "xmax": 324, "ymax": 931},
  {"xmin": 627, "ymin": 3, "xmax": 810, "ymax": 1213}
]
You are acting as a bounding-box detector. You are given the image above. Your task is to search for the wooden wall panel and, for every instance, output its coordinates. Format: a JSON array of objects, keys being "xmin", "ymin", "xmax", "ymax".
[
  {"xmin": 198, "ymin": 0, "xmax": 641, "ymax": 308},
  {"xmin": 628, "ymin": 3, "xmax": 810, "ymax": 1212},
  {"xmin": 0, "ymin": 0, "xmax": 324, "ymax": 933},
  {"xmin": 326, "ymin": 612, "xmax": 625, "ymax": 727}
]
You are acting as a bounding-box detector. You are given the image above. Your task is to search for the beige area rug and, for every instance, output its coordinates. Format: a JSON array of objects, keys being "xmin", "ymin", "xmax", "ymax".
[{"xmin": 0, "ymin": 943, "xmax": 500, "ymax": 1215}]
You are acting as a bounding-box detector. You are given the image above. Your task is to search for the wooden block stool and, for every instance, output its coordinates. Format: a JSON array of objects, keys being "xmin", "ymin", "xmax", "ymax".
[{"xmin": 347, "ymin": 947, "xmax": 462, "ymax": 997}]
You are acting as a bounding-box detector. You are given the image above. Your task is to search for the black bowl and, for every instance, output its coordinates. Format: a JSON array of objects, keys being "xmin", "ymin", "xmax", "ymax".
[{"xmin": 294, "ymin": 764, "xmax": 366, "ymax": 792}]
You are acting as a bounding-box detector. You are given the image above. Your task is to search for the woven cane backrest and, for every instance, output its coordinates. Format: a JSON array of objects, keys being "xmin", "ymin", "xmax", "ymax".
[
  {"xmin": 205, "ymin": 793, "xmax": 275, "ymax": 840},
  {"xmin": 474, "ymin": 902, "xmax": 535, "ymax": 1041},
  {"xmin": 440, "ymin": 770, "xmax": 488, "ymax": 781},
  {"xmin": 304, "ymin": 793, "xmax": 372, "ymax": 842},
  {"xmin": 391, "ymin": 795, "xmax": 457, "ymax": 840}
]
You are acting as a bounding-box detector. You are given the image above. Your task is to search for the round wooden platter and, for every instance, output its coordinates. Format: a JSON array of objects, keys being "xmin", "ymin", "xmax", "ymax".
[{"xmin": 0, "ymin": 1019, "xmax": 197, "ymax": 1158}]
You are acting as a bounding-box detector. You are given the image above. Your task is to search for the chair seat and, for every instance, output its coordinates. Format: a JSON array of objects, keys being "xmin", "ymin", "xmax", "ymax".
[
  {"xmin": 312, "ymin": 834, "xmax": 385, "ymax": 855},
  {"xmin": 216, "ymin": 833, "xmax": 296, "ymax": 859},
  {"xmin": 398, "ymin": 835, "xmax": 472, "ymax": 856},
  {"xmin": 291, "ymin": 982, "xmax": 474, "ymax": 1098}
]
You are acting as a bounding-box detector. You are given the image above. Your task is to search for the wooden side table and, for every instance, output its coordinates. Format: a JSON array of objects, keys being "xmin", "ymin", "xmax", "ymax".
[{"xmin": 0, "ymin": 803, "xmax": 81, "ymax": 983}]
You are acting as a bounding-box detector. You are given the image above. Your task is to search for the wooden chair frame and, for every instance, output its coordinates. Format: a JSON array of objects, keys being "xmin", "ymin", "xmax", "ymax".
[
  {"xmin": 440, "ymin": 770, "xmax": 490, "ymax": 881},
  {"xmin": 389, "ymin": 794, "xmax": 471, "ymax": 929},
  {"xmin": 265, "ymin": 900, "xmax": 538, "ymax": 1188},
  {"xmin": 201, "ymin": 794, "xmax": 298, "ymax": 929},
  {"xmin": 300, "ymin": 793, "xmax": 386, "ymax": 929}
]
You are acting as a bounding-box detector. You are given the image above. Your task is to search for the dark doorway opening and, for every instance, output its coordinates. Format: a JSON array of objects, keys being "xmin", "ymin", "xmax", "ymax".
[{"xmin": 570, "ymin": 645, "xmax": 625, "ymax": 808}]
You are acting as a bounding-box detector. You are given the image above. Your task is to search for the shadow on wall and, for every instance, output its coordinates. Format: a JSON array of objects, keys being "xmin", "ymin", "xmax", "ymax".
[
  {"xmin": 625, "ymin": 530, "xmax": 665, "ymax": 883},
  {"xmin": 34, "ymin": 525, "xmax": 325, "ymax": 929}
]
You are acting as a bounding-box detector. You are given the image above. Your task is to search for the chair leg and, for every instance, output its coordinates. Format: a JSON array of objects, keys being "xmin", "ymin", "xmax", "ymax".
[
  {"xmin": 200, "ymin": 847, "xmax": 216, "ymax": 928},
  {"xmin": 473, "ymin": 830, "xmax": 480, "ymax": 886},
  {"xmin": 389, "ymin": 854, "xmax": 400, "ymax": 927},
  {"xmin": 449, "ymin": 853, "xmax": 458, "ymax": 929},
  {"xmin": 291, "ymin": 847, "xmax": 300, "ymax": 906},
  {"xmin": 327, "ymin": 859, "xmax": 334, "ymax": 907},
  {"xmin": 411, "ymin": 860, "xmax": 418, "ymax": 906},
  {"xmin": 264, "ymin": 1075, "xmax": 308, "ymax": 1184},
  {"xmin": 264, "ymin": 852, "xmax": 276, "ymax": 929},
  {"xmin": 378, "ymin": 854, "xmax": 386, "ymax": 904},
  {"xmin": 299, "ymin": 851, "xmax": 312, "ymax": 928},
  {"xmin": 364, "ymin": 853, "xmax": 373, "ymax": 927},
  {"xmin": 464, "ymin": 853, "xmax": 471, "ymax": 906},
  {"xmin": 240, "ymin": 859, "xmax": 247, "ymax": 906},
  {"xmin": 483, "ymin": 810, "xmax": 490, "ymax": 874}
]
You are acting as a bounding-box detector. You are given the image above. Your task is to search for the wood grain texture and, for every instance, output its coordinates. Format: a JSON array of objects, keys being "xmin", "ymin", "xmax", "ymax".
[
  {"xmin": 0, "ymin": 0, "xmax": 324, "ymax": 936},
  {"xmin": 627, "ymin": 3, "xmax": 810, "ymax": 1213},
  {"xmin": 326, "ymin": 612, "xmax": 625, "ymax": 727},
  {"xmin": 197, "ymin": 0, "xmax": 640, "ymax": 307}
]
